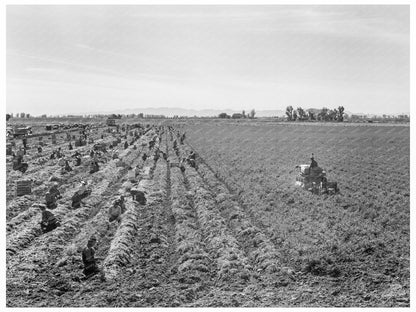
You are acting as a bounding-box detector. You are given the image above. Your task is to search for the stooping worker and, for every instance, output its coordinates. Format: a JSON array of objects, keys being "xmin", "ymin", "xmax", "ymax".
[
  {"xmin": 45, "ymin": 191, "xmax": 57, "ymax": 209},
  {"xmin": 108, "ymin": 196, "xmax": 126, "ymax": 223},
  {"xmin": 72, "ymin": 181, "xmax": 89, "ymax": 208},
  {"xmin": 81, "ymin": 236, "xmax": 106, "ymax": 281},
  {"xmin": 64, "ymin": 159, "xmax": 73, "ymax": 172},
  {"xmin": 49, "ymin": 183, "xmax": 62, "ymax": 200},
  {"xmin": 130, "ymin": 188, "xmax": 147, "ymax": 205},
  {"xmin": 39, "ymin": 204, "xmax": 60, "ymax": 233}
]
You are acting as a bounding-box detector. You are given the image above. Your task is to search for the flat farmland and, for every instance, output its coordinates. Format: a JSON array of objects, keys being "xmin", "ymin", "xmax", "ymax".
[
  {"xmin": 183, "ymin": 121, "xmax": 410, "ymax": 306},
  {"xmin": 6, "ymin": 120, "xmax": 409, "ymax": 307}
]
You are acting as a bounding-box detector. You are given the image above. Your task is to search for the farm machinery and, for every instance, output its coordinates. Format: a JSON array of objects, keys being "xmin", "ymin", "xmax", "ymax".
[{"xmin": 295, "ymin": 155, "xmax": 339, "ymax": 195}]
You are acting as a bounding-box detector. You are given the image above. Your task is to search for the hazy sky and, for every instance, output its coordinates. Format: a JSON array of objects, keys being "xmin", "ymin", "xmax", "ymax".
[{"xmin": 7, "ymin": 5, "xmax": 409, "ymax": 115}]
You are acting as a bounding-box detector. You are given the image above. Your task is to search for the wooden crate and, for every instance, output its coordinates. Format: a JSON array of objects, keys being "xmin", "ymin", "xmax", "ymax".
[{"xmin": 16, "ymin": 180, "xmax": 32, "ymax": 196}]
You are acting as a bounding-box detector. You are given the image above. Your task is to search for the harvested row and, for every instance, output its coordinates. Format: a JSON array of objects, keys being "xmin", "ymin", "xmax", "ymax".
[
  {"xmin": 177, "ymin": 142, "xmax": 291, "ymax": 282},
  {"xmin": 104, "ymin": 157, "xmax": 167, "ymax": 281},
  {"xmin": 195, "ymin": 162, "xmax": 287, "ymax": 279},
  {"xmin": 183, "ymin": 166, "xmax": 252, "ymax": 285},
  {"xmin": 169, "ymin": 164, "xmax": 214, "ymax": 286},
  {"xmin": 103, "ymin": 199, "xmax": 139, "ymax": 279}
]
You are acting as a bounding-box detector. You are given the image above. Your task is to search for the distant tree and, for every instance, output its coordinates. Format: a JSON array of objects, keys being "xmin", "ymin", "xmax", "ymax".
[
  {"xmin": 286, "ymin": 106, "xmax": 294, "ymax": 121},
  {"xmin": 242, "ymin": 110, "xmax": 246, "ymax": 118},
  {"xmin": 138, "ymin": 113, "xmax": 144, "ymax": 118},
  {"xmin": 249, "ymin": 109, "xmax": 256, "ymax": 119},
  {"xmin": 318, "ymin": 108, "xmax": 328, "ymax": 121},
  {"xmin": 218, "ymin": 113, "xmax": 230, "ymax": 119},
  {"xmin": 292, "ymin": 110, "xmax": 298, "ymax": 121},
  {"xmin": 308, "ymin": 111, "xmax": 315, "ymax": 121},
  {"xmin": 6, "ymin": 114, "xmax": 11, "ymax": 121},
  {"xmin": 328, "ymin": 109, "xmax": 337, "ymax": 121},
  {"xmin": 296, "ymin": 107, "xmax": 307, "ymax": 120},
  {"xmin": 337, "ymin": 106, "xmax": 345, "ymax": 122},
  {"xmin": 20, "ymin": 112, "xmax": 25, "ymax": 118},
  {"xmin": 26, "ymin": 113, "xmax": 31, "ymax": 118}
]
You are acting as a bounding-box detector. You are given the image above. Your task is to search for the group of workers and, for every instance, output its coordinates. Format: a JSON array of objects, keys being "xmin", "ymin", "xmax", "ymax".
[{"xmin": 11, "ymin": 124, "xmax": 197, "ymax": 281}]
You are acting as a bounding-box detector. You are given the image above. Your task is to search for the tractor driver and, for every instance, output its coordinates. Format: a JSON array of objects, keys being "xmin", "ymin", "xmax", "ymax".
[{"xmin": 310, "ymin": 154, "xmax": 318, "ymax": 168}]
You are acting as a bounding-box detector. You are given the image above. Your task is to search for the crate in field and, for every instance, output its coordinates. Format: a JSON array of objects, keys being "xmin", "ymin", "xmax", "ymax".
[{"xmin": 16, "ymin": 180, "xmax": 32, "ymax": 196}]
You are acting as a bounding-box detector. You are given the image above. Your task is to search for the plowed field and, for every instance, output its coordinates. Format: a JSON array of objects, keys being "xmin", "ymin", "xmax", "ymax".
[{"xmin": 6, "ymin": 121, "xmax": 410, "ymax": 307}]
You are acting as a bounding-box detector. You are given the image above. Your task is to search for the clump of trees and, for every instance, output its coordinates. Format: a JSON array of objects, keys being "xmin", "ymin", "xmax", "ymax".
[
  {"xmin": 286, "ymin": 106, "xmax": 345, "ymax": 122},
  {"xmin": 219, "ymin": 109, "xmax": 256, "ymax": 119}
]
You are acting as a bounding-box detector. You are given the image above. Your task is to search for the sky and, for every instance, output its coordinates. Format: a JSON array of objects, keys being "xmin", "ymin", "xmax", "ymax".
[{"xmin": 6, "ymin": 5, "xmax": 410, "ymax": 116}]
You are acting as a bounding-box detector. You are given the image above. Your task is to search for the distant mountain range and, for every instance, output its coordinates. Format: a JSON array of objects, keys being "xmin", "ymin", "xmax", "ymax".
[{"xmin": 89, "ymin": 107, "xmax": 286, "ymax": 117}]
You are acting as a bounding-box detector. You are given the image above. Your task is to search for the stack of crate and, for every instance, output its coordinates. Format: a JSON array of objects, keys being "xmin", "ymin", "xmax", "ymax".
[{"xmin": 16, "ymin": 179, "xmax": 32, "ymax": 196}]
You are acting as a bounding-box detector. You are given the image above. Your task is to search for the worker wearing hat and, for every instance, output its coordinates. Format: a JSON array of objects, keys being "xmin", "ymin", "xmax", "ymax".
[{"xmin": 81, "ymin": 235, "xmax": 105, "ymax": 280}]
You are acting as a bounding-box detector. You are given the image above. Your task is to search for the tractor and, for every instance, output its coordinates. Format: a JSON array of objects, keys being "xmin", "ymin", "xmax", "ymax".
[{"xmin": 295, "ymin": 157, "xmax": 339, "ymax": 195}]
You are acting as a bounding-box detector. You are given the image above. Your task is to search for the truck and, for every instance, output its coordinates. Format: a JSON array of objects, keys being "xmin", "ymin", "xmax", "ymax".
[{"xmin": 7, "ymin": 126, "xmax": 32, "ymax": 138}]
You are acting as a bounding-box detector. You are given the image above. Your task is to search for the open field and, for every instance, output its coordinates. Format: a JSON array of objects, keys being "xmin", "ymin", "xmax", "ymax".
[{"xmin": 6, "ymin": 119, "xmax": 409, "ymax": 307}]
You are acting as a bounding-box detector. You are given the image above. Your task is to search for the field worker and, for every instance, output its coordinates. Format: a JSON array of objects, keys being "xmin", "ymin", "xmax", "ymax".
[
  {"xmin": 189, "ymin": 151, "xmax": 196, "ymax": 160},
  {"xmin": 64, "ymin": 159, "xmax": 73, "ymax": 172},
  {"xmin": 81, "ymin": 236, "xmax": 106, "ymax": 281},
  {"xmin": 128, "ymin": 166, "xmax": 136, "ymax": 182},
  {"xmin": 124, "ymin": 141, "xmax": 128, "ymax": 149},
  {"xmin": 38, "ymin": 146, "xmax": 43, "ymax": 153},
  {"xmin": 142, "ymin": 153, "xmax": 147, "ymax": 162},
  {"xmin": 108, "ymin": 202, "xmax": 122, "ymax": 223},
  {"xmin": 79, "ymin": 181, "xmax": 87, "ymax": 194},
  {"xmin": 22, "ymin": 137, "xmax": 27, "ymax": 149},
  {"xmin": 162, "ymin": 151, "xmax": 168, "ymax": 161},
  {"xmin": 89, "ymin": 159, "xmax": 99, "ymax": 174},
  {"xmin": 72, "ymin": 181, "xmax": 90, "ymax": 208},
  {"xmin": 90, "ymin": 149, "xmax": 95, "ymax": 158},
  {"xmin": 180, "ymin": 158, "xmax": 186, "ymax": 173},
  {"xmin": 39, "ymin": 205, "xmax": 60, "ymax": 233},
  {"xmin": 45, "ymin": 191, "xmax": 57, "ymax": 209},
  {"xmin": 135, "ymin": 164, "xmax": 141, "ymax": 177},
  {"xmin": 154, "ymin": 150, "xmax": 160, "ymax": 162},
  {"xmin": 58, "ymin": 156, "xmax": 66, "ymax": 167},
  {"xmin": 68, "ymin": 142, "xmax": 73, "ymax": 150},
  {"xmin": 108, "ymin": 196, "xmax": 125, "ymax": 223},
  {"xmin": 50, "ymin": 183, "xmax": 62, "ymax": 199},
  {"xmin": 74, "ymin": 155, "xmax": 82, "ymax": 166},
  {"xmin": 131, "ymin": 189, "xmax": 147, "ymax": 205},
  {"xmin": 17, "ymin": 146, "xmax": 25, "ymax": 159}
]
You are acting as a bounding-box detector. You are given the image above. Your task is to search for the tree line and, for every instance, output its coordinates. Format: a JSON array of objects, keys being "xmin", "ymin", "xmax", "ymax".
[
  {"xmin": 218, "ymin": 109, "xmax": 256, "ymax": 119},
  {"xmin": 285, "ymin": 106, "xmax": 345, "ymax": 122}
]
